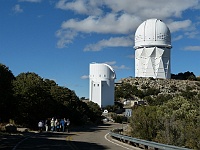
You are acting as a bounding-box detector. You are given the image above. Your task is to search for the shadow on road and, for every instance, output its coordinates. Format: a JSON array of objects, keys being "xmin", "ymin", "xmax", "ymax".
[
  {"xmin": 16, "ymin": 136, "xmax": 109, "ymax": 150},
  {"xmin": 0, "ymin": 124, "xmax": 110, "ymax": 150},
  {"xmin": 0, "ymin": 123, "xmax": 114, "ymax": 150},
  {"xmin": 0, "ymin": 133, "xmax": 28, "ymax": 150},
  {"xmin": 0, "ymin": 131, "xmax": 109, "ymax": 150},
  {"xmin": 71, "ymin": 122, "xmax": 112, "ymax": 133}
]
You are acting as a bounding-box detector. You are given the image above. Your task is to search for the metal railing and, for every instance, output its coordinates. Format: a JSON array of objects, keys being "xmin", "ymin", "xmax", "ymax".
[{"xmin": 109, "ymin": 130, "xmax": 191, "ymax": 150}]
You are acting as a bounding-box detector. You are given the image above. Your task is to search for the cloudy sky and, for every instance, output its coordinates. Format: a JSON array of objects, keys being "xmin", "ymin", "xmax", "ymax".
[{"xmin": 0, "ymin": 0, "xmax": 200, "ymax": 98}]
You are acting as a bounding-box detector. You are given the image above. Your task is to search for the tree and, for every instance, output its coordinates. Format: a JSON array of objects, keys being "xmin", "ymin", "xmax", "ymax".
[
  {"xmin": 130, "ymin": 106, "xmax": 159, "ymax": 140},
  {"xmin": 144, "ymin": 88, "xmax": 160, "ymax": 97},
  {"xmin": 115, "ymin": 82, "xmax": 144, "ymax": 100},
  {"xmin": 0, "ymin": 63, "xmax": 15, "ymax": 121},
  {"xmin": 156, "ymin": 96, "xmax": 200, "ymax": 148},
  {"xmin": 146, "ymin": 94, "xmax": 172, "ymax": 106},
  {"xmin": 130, "ymin": 95, "xmax": 200, "ymax": 149},
  {"xmin": 171, "ymin": 71, "xmax": 196, "ymax": 80},
  {"xmin": 0, "ymin": 61, "xmax": 105, "ymax": 128},
  {"xmin": 196, "ymin": 76, "xmax": 200, "ymax": 81},
  {"xmin": 13, "ymin": 72, "xmax": 52, "ymax": 127},
  {"xmin": 87, "ymin": 101, "xmax": 102, "ymax": 124}
]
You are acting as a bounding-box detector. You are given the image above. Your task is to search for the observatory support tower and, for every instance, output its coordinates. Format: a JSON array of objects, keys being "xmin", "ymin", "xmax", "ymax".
[{"xmin": 89, "ymin": 63, "xmax": 116, "ymax": 108}]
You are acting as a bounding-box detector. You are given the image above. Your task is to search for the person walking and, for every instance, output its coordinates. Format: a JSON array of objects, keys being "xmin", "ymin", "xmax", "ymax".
[
  {"xmin": 60, "ymin": 119, "xmax": 65, "ymax": 132},
  {"xmin": 45, "ymin": 119, "xmax": 50, "ymax": 131},
  {"xmin": 50, "ymin": 118, "xmax": 55, "ymax": 131},
  {"xmin": 66, "ymin": 119, "xmax": 70, "ymax": 133},
  {"xmin": 38, "ymin": 120, "xmax": 43, "ymax": 132},
  {"xmin": 55, "ymin": 119, "xmax": 60, "ymax": 132}
]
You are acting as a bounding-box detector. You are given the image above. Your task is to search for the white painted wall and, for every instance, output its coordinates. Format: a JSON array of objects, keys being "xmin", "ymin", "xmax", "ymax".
[{"xmin": 89, "ymin": 63, "xmax": 116, "ymax": 108}]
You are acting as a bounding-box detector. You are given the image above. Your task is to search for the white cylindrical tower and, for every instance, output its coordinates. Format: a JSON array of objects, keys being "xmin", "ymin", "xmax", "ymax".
[
  {"xmin": 134, "ymin": 19, "xmax": 172, "ymax": 79},
  {"xmin": 89, "ymin": 63, "xmax": 116, "ymax": 108}
]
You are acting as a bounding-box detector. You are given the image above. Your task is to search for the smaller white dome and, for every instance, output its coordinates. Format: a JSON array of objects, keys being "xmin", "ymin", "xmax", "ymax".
[{"xmin": 134, "ymin": 19, "xmax": 171, "ymax": 49}]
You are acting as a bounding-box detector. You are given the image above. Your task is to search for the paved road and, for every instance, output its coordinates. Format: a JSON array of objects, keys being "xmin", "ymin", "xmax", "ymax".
[{"xmin": 0, "ymin": 123, "xmax": 141, "ymax": 150}]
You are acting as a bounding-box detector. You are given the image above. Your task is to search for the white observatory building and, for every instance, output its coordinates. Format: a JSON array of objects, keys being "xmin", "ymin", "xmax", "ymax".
[
  {"xmin": 89, "ymin": 63, "xmax": 116, "ymax": 108},
  {"xmin": 134, "ymin": 19, "xmax": 172, "ymax": 79}
]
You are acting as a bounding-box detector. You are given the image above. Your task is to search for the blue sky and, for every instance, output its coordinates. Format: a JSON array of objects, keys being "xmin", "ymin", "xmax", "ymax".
[{"xmin": 0, "ymin": 0, "xmax": 200, "ymax": 98}]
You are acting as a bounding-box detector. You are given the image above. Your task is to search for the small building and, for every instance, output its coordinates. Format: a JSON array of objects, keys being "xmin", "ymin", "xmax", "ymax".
[{"xmin": 125, "ymin": 108, "xmax": 132, "ymax": 117}]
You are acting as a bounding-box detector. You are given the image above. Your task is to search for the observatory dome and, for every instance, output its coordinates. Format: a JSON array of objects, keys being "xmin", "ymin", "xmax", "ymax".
[{"xmin": 134, "ymin": 19, "xmax": 171, "ymax": 48}]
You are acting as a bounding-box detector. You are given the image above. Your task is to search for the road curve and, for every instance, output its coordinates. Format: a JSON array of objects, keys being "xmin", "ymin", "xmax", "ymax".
[{"xmin": 4, "ymin": 123, "xmax": 141, "ymax": 150}]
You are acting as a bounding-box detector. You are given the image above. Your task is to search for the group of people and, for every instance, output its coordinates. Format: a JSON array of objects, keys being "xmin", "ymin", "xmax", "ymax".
[{"xmin": 38, "ymin": 118, "xmax": 70, "ymax": 133}]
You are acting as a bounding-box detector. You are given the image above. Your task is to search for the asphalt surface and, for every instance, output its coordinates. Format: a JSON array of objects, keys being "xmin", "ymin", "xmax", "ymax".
[{"xmin": 0, "ymin": 123, "xmax": 141, "ymax": 150}]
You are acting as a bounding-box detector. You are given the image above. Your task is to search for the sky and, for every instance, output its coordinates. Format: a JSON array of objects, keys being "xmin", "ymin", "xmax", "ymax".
[{"xmin": 0, "ymin": 0, "xmax": 200, "ymax": 98}]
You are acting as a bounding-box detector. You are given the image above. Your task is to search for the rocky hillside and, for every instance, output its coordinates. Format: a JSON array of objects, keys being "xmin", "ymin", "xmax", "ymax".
[{"xmin": 118, "ymin": 77, "xmax": 200, "ymax": 97}]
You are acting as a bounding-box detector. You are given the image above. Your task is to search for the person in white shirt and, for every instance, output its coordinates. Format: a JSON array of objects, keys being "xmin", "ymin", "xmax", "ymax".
[{"xmin": 38, "ymin": 120, "xmax": 43, "ymax": 132}]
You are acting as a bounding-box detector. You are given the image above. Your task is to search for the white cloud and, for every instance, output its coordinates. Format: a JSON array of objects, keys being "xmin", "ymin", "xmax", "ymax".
[
  {"xmin": 81, "ymin": 75, "xmax": 89, "ymax": 79},
  {"xmin": 84, "ymin": 36, "xmax": 133, "ymax": 51},
  {"xmin": 55, "ymin": 0, "xmax": 199, "ymax": 49},
  {"xmin": 56, "ymin": 30, "xmax": 78, "ymax": 48},
  {"xmin": 173, "ymin": 35, "xmax": 183, "ymax": 41},
  {"xmin": 104, "ymin": 61, "xmax": 117, "ymax": 65},
  {"xmin": 108, "ymin": 0, "xmax": 198, "ymax": 18},
  {"xmin": 184, "ymin": 46, "xmax": 200, "ymax": 51},
  {"xmin": 56, "ymin": 0, "xmax": 198, "ymax": 18},
  {"xmin": 103, "ymin": 61, "xmax": 130, "ymax": 70},
  {"xmin": 113, "ymin": 65, "xmax": 130, "ymax": 70},
  {"xmin": 19, "ymin": 0, "xmax": 42, "ymax": 2},
  {"xmin": 12, "ymin": 4, "xmax": 23, "ymax": 13},
  {"xmin": 167, "ymin": 20, "xmax": 192, "ymax": 32},
  {"xmin": 185, "ymin": 31, "xmax": 199, "ymax": 38},
  {"xmin": 56, "ymin": 0, "xmax": 103, "ymax": 15},
  {"xmin": 61, "ymin": 13, "xmax": 140, "ymax": 34},
  {"xmin": 127, "ymin": 55, "xmax": 135, "ymax": 59}
]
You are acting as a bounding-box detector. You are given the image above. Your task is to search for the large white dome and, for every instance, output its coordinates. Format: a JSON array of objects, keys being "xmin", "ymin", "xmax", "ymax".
[{"xmin": 134, "ymin": 19, "xmax": 171, "ymax": 48}]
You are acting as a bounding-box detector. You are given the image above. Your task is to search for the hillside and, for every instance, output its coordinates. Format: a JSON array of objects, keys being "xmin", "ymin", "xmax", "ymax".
[
  {"xmin": 116, "ymin": 77, "xmax": 200, "ymax": 102},
  {"xmin": 116, "ymin": 77, "xmax": 200, "ymax": 149}
]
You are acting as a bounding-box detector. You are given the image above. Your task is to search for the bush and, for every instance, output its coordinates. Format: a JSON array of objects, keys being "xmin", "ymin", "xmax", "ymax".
[
  {"xmin": 111, "ymin": 113, "xmax": 127, "ymax": 123},
  {"xmin": 5, "ymin": 124, "xmax": 17, "ymax": 133}
]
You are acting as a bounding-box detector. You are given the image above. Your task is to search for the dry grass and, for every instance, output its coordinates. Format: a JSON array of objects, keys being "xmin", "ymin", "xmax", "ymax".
[{"xmin": 0, "ymin": 123, "xmax": 6, "ymax": 132}]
